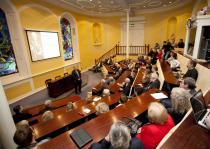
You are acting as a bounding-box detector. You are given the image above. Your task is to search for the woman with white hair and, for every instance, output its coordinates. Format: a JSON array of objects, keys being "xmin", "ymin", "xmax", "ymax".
[
  {"xmin": 167, "ymin": 87, "xmax": 191, "ymax": 124},
  {"xmin": 136, "ymin": 102, "xmax": 174, "ymax": 149},
  {"xmin": 90, "ymin": 122, "xmax": 144, "ymax": 149},
  {"xmin": 102, "ymin": 89, "xmax": 110, "ymax": 97}
]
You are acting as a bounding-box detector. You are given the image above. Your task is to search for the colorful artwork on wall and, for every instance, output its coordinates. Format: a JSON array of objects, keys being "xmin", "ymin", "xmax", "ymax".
[
  {"xmin": 60, "ymin": 18, "xmax": 73, "ymax": 60},
  {"xmin": 0, "ymin": 8, "xmax": 18, "ymax": 76}
]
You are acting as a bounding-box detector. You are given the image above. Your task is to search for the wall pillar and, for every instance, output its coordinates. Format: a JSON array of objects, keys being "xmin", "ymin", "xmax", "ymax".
[
  {"xmin": 0, "ymin": 81, "xmax": 16, "ymax": 149},
  {"xmin": 126, "ymin": 9, "xmax": 130, "ymax": 59},
  {"xmin": 184, "ymin": 27, "xmax": 190, "ymax": 55}
]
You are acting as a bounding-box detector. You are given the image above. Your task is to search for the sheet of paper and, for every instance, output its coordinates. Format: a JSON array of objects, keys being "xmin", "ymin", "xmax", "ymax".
[
  {"xmin": 93, "ymin": 97, "xmax": 101, "ymax": 102},
  {"xmin": 83, "ymin": 108, "xmax": 91, "ymax": 114},
  {"xmin": 150, "ymin": 93, "xmax": 168, "ymax": 99}
]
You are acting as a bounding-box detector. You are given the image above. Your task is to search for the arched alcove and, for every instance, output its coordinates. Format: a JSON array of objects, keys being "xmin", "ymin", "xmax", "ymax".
[
  {"xmin": 60, "ymin": 12, "xmax": 80, "ymax": 64},
  {"xmin": 167, "ymin": 17, "xmax": 177, "ymax": 44},
  {"xmin": 92, "ymin": 23, "xmax": 102, "ymax": 45}
]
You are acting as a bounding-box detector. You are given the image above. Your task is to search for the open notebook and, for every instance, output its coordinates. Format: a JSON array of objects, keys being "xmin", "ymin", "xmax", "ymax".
[{"xmin": 70, "ymin": 128, "xmax": 93, "ymax": 148}]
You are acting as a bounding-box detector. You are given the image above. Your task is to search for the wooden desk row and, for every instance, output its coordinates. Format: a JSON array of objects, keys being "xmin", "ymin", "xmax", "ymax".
[
  {"xmin": 37, "ymin": 89, "xmax": 158, "ymax": 149},
  {"xmin": 23, "ymin": 95, "xmax": 81, "ymax": 116},
  {"xmin": 33, "ymin": 70, "xmax": 133, "ymax": 140}
]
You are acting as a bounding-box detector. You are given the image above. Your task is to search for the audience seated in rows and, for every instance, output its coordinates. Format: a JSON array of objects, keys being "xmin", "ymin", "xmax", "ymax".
[
  {"xmin": 39, "ymin": 100, "xmax": 55, "ymax": 114},
  {"xmin": 95, "ymin": 102, "xmax": 109, "ymax": 115},
  {"xmin": 179, "ymin": 77, "xmax": 197, "ymax": 95},
  {"xmin": 42, "ymin": 111, "xmax": 54, "ymax": 122},
  {"xmin": 90, "ymin": 122, "xmax": 144, "ymax": 149},
  {"xmin": 136, "ymin": 102, "xmax": 175, "ymax": 149},
  {"xmin": 13, "ymin": 105, "xmax": 32, "ymax": 123}
]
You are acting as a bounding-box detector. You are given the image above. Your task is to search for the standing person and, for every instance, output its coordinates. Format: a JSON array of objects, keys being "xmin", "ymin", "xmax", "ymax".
[{"xmin": 72, "ymin": 66, "xmax": 82, "ymax": 94}]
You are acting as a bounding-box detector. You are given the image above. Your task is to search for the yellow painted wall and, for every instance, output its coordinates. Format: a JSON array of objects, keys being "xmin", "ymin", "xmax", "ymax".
[
  {"xmin": 5, "ymin": 0, "xmax": 207, "ymax": 102},
  {"xmin": 5, "ymin": 82, "xmax": 32, "ymax": 100}
]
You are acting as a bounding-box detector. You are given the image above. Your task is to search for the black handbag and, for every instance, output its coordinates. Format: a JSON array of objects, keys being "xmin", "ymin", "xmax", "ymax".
[{"xmin": 121, "ymin": 117, "xmax": 142, "ymax": 136}]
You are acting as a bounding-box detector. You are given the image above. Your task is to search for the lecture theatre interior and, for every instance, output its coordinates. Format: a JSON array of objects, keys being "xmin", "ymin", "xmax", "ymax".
[{"xmin": 1, "ymin": 0, "xmax": 210, "ymax": 149}]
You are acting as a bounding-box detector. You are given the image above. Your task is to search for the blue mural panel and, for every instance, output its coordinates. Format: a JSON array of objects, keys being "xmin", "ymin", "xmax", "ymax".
[
  {"xmin": 60, "ymin": 18, "xmax": 73, "ymax": 60},
  {"xmin": 0, "ymin": 8, "xmax": 18, "ymax": 76}
]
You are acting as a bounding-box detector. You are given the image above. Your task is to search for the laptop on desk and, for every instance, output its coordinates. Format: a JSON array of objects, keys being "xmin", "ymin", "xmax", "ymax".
[{"xmin": 190, "ymin": 90, "xmax": 210, "ymax": 130}]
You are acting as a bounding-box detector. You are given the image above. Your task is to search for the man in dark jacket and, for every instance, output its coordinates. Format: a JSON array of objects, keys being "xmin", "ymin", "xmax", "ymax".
[{"xmin": 72, "ymin": 66, "xmax": 82, "ymax": 94}]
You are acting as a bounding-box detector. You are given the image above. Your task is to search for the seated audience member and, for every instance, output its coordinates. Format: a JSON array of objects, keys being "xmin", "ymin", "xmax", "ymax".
[
  {"xmin": 154, "ymin": 42, "xmax": 160, "ymax": 50},
  {"xmin": 42, "ymin": 111, "xmax": 54, "ymax": 122},
  {"xmin": 138, "ymin": 55, "xmax": 146, "ymax": 66},
  {"xmin": 118, "ymin": 78, "xmax": 132, "ymax": 96},
  {"xmin": 66, "ymin": 102, "xmax": 74, "ymax": 112},
  {"xmin": 156, "ymin": 49, "xmax": 163, "ymax": 60},
  {"xmin": 163, "ymin": 41, "xmax": 173, "ymax": 60},
  {"xmin": 134, "ymin": 76, "xmax": 151, "ymax": 96},
  {"xmin": 183, "ymin": 59, "xmax": 198, "ymax": 81},
  {"xmin": 95, "ymin": 102, "xmax": 109, "ymax": 115},
  {"xmin": 107, "ymin": 76, "xmax": 115, "ymax": 85},
  {"xmin": 13, "ymin": 105, "xmax": 32, "ymax": 123},
  {"xmin": 90, "ymin": 122, "xmax": 144, "ymax": 149},
  {"xmin": 92, "ymin": 79, "xmax": 108, "ymax": 96},
  {"xmin": 148, "ymin": 49, "xmax": 158, "ymax": 65},
  {"xmin": 119, "ymin": 93, "xmax": 128, "ymax": 104},
  {"xmin": 180, "ymin": 77, "xmax": 196, "ymax": 95},
  {"xmin": 167, "ymin": 87, "xmax": 191, "ymax": 124},
  {"xmin": 151, "ymin": 65, "xmax": 159, "ymax": 76},
  {"xmin": 102, "ymin": 89, "xmax": 110, "ymax": 97},
  {"xmin": 13, "ymin": 125, "xmax": 36, "ymax": 149},
  {"xmin": 167, "ymin": 53, "xmax": 180, "ymax": 70},
  {"xmin": 143, "ymin": 68, "xmax": 152, "ymax": 79},
  {"xmin": 177, "ymin": 39, "xmax": 185, "ymax": 48},
  {"xmin": 14, "ymin": 125, "xmax": 49, "ymax": 149},
  {"xmin": 136, "ymin": 102, "xmax": 174, "ymax": 149},
  {"xmin": 39, "ymin": 100, "xmax": 54, "ymax": 114},
  {"xmin": 147, "ymin": 73, "xmax": 160, "ymax": 89}
]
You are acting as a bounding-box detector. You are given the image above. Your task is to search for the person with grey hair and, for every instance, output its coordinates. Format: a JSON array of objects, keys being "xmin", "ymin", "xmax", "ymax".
[
  {"xmin": 95, "ymin": 102, "xmax": 109, "ymax": 115},
  {"xmin": 39, "ymin": 100, "xmax": 55, "ymax": 114},
  {"xmin": 167, "ymin": 87, "xmax": 191, "ymax": 124},
  {"xmin": 42, "ymin": 111, "xmax": 54, "ymax": 122},
  {"xmin": 180, "ymin": 77, "xmax": 196, "ymax": 95},
  {"xmin": 90, "ymin": 122, "xmax": 144, "ymax": 149},
  {"xmin": 118, "ymin": 78, "xmax": 132, "ymax": 96},
  {"xmin": 147, "ymin": 73, "xmax": 160, "ymax": 90}
]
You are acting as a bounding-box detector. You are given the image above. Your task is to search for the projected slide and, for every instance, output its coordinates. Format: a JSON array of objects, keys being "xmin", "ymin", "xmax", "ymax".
[{"xmin": 26, "ymin": 30, "xmax": 60, "ymax": 62}]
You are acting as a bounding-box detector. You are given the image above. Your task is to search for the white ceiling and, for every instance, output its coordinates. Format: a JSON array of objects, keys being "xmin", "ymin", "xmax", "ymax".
[{"xmin": 43, "ymin": 0, "xmax": 194, "ymax": 16}]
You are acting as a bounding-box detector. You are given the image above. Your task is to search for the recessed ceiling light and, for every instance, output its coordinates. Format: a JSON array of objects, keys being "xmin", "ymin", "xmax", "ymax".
[
  {"xmin": 143, "ymin": 6, "xmax": 146, "ymax": 8},
  {"xmin": 90, "ymin": 0, "xmax": 92, "ymax": 1},
  {"xmin": 169, "ymin": 1, "xmax": 172, "ymax": 4}
]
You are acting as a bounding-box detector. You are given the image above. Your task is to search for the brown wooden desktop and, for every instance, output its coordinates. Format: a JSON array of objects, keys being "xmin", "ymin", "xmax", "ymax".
[
  {"xmin": 36, "ymin": 89, "xmax": 158, "ymax": 149},
  {"xmin": 23, "ymin": 95, "xmax": 81, "ymax": 116},
  {"xmin": 33, "ymin": 69, "xmax": 133, "ymax": 140}
]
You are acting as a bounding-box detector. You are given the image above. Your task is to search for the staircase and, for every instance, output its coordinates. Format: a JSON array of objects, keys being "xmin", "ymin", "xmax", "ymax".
[{"xmin": 95, "ymin": 44, "xmax": 150, "ymax": 64}]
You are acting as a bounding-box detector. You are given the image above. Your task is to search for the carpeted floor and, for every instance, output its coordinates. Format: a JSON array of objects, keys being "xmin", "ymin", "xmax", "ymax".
[{"xmin": 10, "ymin": 71, "xmax": 103, "ymax": 112}]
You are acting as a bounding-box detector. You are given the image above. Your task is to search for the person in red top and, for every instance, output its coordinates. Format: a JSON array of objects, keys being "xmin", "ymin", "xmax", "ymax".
[{"xmin": 136, "ymin": 102, "xmax": 175, "ymax": 149}]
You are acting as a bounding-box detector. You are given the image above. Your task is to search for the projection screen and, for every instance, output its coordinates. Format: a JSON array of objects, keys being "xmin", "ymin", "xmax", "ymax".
[{"xmin": 26, "ymin": 30, "xmax": 61, "ymax": 62}]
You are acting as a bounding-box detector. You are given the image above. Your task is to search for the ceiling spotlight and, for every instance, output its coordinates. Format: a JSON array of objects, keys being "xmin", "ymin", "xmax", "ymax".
[
  {"xmin": 169, "ymin": 1, "xmax": 172, "ymax": 4},
  {"xmin": 90, "ymin": 0, "xmax": 92, "ymax": 1}
]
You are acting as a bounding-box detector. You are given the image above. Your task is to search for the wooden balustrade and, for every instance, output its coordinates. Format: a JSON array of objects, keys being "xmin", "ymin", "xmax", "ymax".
[{"xmin": 95, "ymin": 44, "xmax": 150, "ymax": 64}]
